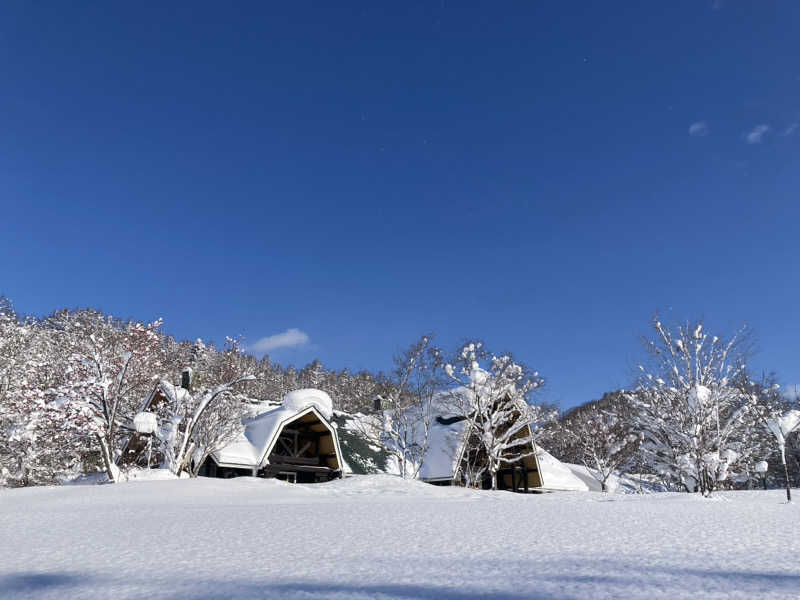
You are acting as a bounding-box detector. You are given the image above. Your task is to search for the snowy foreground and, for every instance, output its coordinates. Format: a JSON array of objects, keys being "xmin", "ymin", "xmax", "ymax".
[{"xmin": 1, "ymin": 476, "xmax": 798, "ymax": 600}]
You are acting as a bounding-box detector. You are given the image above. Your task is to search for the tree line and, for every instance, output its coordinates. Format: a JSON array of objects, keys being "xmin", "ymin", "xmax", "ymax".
[
  {"xmin": 1, "ymin": 297, "xmax": 798, "ymax": 498},
  {"xmin": 0, "ymin": 300, "xmax": 384, "ymax": 486}
]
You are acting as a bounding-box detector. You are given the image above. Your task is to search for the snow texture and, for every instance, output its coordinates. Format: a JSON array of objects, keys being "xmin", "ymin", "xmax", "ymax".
[
  {"xmin": 282, "ymin": 388, "xmax": 334, "ymax": 420},
  {"xmin": 132, "ymin": 412, "xmax": 158, "ymax": 435},
  {"xmin": 535, "ymin": 447, "xmax": 589, "ymax": 491},
  {"xmin": 1, "ymin": 476, "xmax": 797, "ymax": 599},
  {"xmin": 416, "ymin": 414, "xmax": 469, "ymax": 481}
]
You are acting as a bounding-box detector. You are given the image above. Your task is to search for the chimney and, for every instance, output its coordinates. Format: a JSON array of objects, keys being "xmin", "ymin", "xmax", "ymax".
[
  {"xmin": 181, "ymin": 367, "xmax": 193, "ymax": 391},
  {"xmin": 373, "ymin": 396, "xmax": 382, "ymax": 411}
]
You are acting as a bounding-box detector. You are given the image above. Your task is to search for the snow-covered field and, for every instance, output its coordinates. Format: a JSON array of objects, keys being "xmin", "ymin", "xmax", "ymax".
[{"xmin": 1, "ymin": 476, "xmax": 798, "ymax": 600}]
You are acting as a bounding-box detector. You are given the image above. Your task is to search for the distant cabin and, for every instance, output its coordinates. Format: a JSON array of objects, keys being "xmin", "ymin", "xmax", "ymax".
[
  {"xmin": 119, "ymin": 380, "xmax": 191, "ymax": 468},
  {"xmin": 408, "ymin": 387, "xmax": 589, "ymax": 492}
]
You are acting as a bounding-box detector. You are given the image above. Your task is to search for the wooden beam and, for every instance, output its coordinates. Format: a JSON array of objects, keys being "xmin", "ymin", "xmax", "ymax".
[
  {"xmin": 269, "ymin": 455, "xmax": 319, "ymax": 466},
  {"xmin": 278, "ymin": 437, "xmax": 294, "ymax": 455},
  {"xmin": 284, "ymin": 428, "xmax": 328, "ymax": 438},
  {"xmin": 262, "ymin": 463, "xmax": 333, "ymax": 474}
]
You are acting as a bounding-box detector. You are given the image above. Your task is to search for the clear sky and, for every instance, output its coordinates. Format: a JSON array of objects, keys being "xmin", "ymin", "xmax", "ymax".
[{"xmin": 1, "ymin": 2, "xmax": 798, "ymax": 408}]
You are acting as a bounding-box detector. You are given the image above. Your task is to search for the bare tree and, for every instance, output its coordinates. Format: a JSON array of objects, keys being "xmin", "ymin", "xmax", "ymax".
[
  {"xmin": 354, "ymin": 335, "xmax": 442, "ymax": 479},
  {"xmin": 557, "ymin": 393, "xmax": 639, "ymax": 492},
  {"xmin": 381, "ymin": 335, "xmax": 442, "ymax": 479}
]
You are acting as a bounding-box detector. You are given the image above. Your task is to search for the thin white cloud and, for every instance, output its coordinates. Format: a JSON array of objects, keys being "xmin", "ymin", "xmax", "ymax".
[
  {"xmin": 688, "ymin": 121, "xmax": 709, "ymax": 137},
  {"xmin": 746, "ymin": 124, "xmax": 770, "ymax": 144},
  {"xmin": 781, "ymin": 122, "xmax": 798, "ymax": 137},
  {"xmin": 250, "ymin": 328, "xmax": 310, "ymax": 354}
]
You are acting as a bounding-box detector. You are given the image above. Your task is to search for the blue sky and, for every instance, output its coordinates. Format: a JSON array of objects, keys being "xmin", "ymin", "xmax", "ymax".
[{"xmin": 1, "ymin": 2, "xmax": 798, "ymax": 407}]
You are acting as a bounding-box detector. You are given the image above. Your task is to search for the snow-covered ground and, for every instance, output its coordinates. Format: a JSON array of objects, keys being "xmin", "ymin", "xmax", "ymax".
[{"xmin": 1, "ymin": 476, "xmax": 798, "ymax": 599}]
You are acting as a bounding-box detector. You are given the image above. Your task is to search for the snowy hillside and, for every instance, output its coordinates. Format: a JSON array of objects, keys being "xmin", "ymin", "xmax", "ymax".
[{"xmin": 1, "ymin": 477, "xmax": 798, "ymax": 599}]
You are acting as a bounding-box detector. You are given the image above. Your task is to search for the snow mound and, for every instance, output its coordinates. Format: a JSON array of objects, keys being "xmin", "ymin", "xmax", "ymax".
[
  {"xmin": 124, "ymin": 468, "xmax": 180, "ymax": 482},
  {"xmin": 536, "ymin": 447, "xmax": 590, "ymax": 491},
  {"xmin": 282, "ymin": 388, "xmax": 333, "ymax": 420}
]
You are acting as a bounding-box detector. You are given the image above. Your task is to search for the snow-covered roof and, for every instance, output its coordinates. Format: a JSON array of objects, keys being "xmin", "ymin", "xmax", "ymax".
[
  {"xmin": 212, "ymin": 389, "xmax": 339, "ymax": 469},
  {"xmin": 282, "ymin": 388, "xmax": 333, "ymax": 420},
  {"xmin": 141, "ymin": 380, "xmax": 192, "ymax": 413},
  {"xmin": 417, "ymin": 416, "xmax": 470, "ymax": 481}
]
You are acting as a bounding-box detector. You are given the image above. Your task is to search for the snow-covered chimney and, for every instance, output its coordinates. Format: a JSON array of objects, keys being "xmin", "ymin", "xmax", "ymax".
[{"xmin": 181, "ymin": 367, "xmax": 193, "ymax": 391}]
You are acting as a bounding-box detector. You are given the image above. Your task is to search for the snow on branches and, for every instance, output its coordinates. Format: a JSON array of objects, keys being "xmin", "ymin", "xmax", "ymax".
[
  {"xmin": 443, "ymin": 341, "xmax": 553, "ymax": 490},
  {"xmin": 631, "ymin": 317, "xmax": 759, "ymax": 496},
  {"xmin": 752, "ymin": 384, "xmax": 800, "ymax": 501}
]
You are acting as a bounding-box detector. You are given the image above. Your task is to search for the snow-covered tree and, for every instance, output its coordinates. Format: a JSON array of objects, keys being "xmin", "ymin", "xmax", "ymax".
[
  {"xmin": 188, "ymin": 391, "xmax": 247, "ymax": 477},
  {"xmin": 631, "ymin": 317, "xmax": 758, "ymax": 496},
  {"xmin": 0, "ymin": 302, "xmax": 46, "ymax": 486},
  {"xmin": 376, "ymin": 335, "xmax": 442, "ymax": 479},
  {"xmin": 753, "ymin": 392, "xmax": 800, "ymax": 501},
  {"xmin": 443, "ymin": 341, "xmax": 552, "ymax": 490},
  {"xmin": 299, "ymin": 360, "xmax": 326, "ymax": 389},
  {"xmin": 1, "ymin": 303, "xmax": 96, "ymax": 486},
  {"xmin": 35, "ymin": 310, "xmax": 167, "ymax": 483},
  {"xmin": 557, "ymin": 394, "xmax": 639, "ymax": 492},
  {"xmin": 171, "ymin": 375, "xmax": 255, "ymax": 476}
]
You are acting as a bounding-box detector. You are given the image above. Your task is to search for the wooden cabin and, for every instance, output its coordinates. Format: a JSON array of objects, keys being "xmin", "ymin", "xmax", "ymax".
[
  {"xmin": 121, "ymin": 384, "xmax": 344, "ymax": 484},
  {"xmin": 197, "ymin": 397, "xmax": 344, "ymax": 483},
  {"xmin": 119, "ymin": 380, "xmax": 191, "ymax": 468},
  {"xmin": 415, "ymin": 390, "xmax": 588, "ymax": 492}
]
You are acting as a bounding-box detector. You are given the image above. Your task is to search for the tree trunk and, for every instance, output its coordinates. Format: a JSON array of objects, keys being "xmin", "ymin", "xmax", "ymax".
[
  {"xmin": 781, "ymin": 447, "xmax": 791, "ymax": 502},
  {"xmin": 96, "ymin": 433, "xmax": 117, "ymax": 483},
  {"xmin": 175, "ymin": 441, "xmax": 196, "ymax": 478},
  {"xmin": 190, "ymin": 451, "xmax": 209, "ymax": 478}
]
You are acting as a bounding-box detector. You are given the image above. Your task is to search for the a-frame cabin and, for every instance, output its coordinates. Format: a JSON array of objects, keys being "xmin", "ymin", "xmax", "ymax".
[
  {"xmin": 196, "ymin": 389, "xmax": 344, "ymax": 483},
  {"xmin": 416, "ymin": 389, "xmax": 588, "ymax": 492}
]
